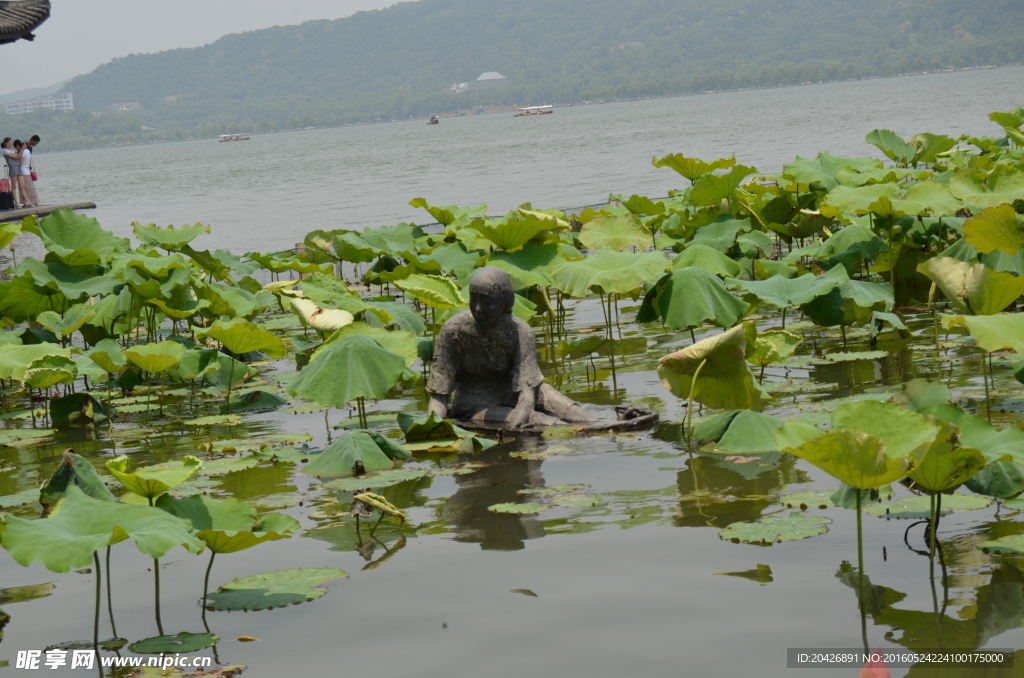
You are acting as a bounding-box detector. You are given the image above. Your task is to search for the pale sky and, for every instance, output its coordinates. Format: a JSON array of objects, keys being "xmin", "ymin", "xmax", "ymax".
[{"xmin": 2, "ymin": 0, "xmax": 398, "ymax": 95}]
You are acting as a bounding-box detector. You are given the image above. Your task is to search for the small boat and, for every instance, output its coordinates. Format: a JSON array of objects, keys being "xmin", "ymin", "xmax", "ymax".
[
  {"xmin": 514, "ymin": 105, "xmax": 554, "ymax": 117},
  {"xmin": 427, "ymin": 116, "xmax": 440, "ymax": 125},
  {"xmin": 218, "ymin": 134, "xmax": 250, "ymax": 142}
]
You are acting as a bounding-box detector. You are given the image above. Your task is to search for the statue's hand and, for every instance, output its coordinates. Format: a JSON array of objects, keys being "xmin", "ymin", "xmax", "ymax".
[{"xmin": 508, "ymin": 401, "xmax": 533, "ymax": 429}]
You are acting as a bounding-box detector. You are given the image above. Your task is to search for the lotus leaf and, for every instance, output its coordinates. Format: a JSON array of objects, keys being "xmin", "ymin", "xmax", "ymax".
[
  {"xmin": 745, "ymin": 329, "xmax": 801, "ymax": 368},
  {"xmin": 639, "ymin": 267, "xmax": 751, "ymax": 331},
  {"xmin": 691, "ymin": 409, "xmax": 782, "ymax": 453},
  {"xmin": 352, "ymin": 492, "xmax": 405, "ymax": 522},
  {"xmin": 321, "ymin": 322, "xmax": 418, "ymax": 366},
  {"xmin": 204, "ymin": 354, "xmax": 258, "ymax": 389},
  {"xmin": 965, "ymin": 461, "xmax": 1024, "ymax": 499},
  {"xmin": 128, "ymin": 632, "xmax": 218, "ymax": 654},
  {"xmin": 0, "ymin": 344, "xmax": 73, "ymax": 381},
  {"xmin": 950, "ymin": 165, "xmax": 1024, "ymax": 209},
  {"xmin": 577, "ymin": 214, "xmax": 651, "ymax": 251},
  {"xmin": 394, "ymin": 274, "xmax": 465, "ymax": 310},
  {"xmin": 907, "ymin": 419, "xmax": 985, "ymax": 493},
  {"xmin": 30, "ymin": 210, "xmax": 129, "ymax": 266},
  {"xmin": 778, "ymin": 491, "xmax": 834, "ymax": 510},
  {"xmin": 170, "ymin": 348, "xmax": 220, "ymax": 381},
  {"xmin": 49, "ymin": 393, "xmax": 107, "ymax": 428},
  {"xmin": 941, "ymin": 313, "xmax": 1024, "ymax": 353},
  {"xmin": 918, "ymin": 404, "xmax": 1024, "ymax": 465},
  {"xmin": 146, "ymin": 297, "xmax": 209, "ymax": 320},
  {"xmin": 298, "ymin": 272, "xmax": 355, "ymax": 307},
  {"xmin": 247, "ymin": 251, "xmax": 332, "ymax": 275},
  {"xmin": 289, "ymin": 298, "xmax": 355, "ymax": 333},
  {"xmin": 486, "ymin": 242, "xmax": 569, "ymax": 288},
  {"xmin": 688, "ymin": 165, "xmax": 756, "ymax": 206},
  {"xmin": 550, "ymin": 247, "xmax": 668, "ymax": 297},
  {"xmin": 325, "ymin": 467, "xmax": 430, "ymax": 491},
  {"xmin": 125, "ymin": 341, "xmax": 186, "ymax": 374},
  {"xmin": 688, "ymin": 218, "xmax": 750, "ymax": 253},
  {"xmin": 106, "ymin": 455, "xmax": 203, "ymax": 500},
  {"xmin": 784, "ymin": 430, "xmax": 911, "ymax": 490},
  {"xmin": 22, "ymin": 355, "xmax": 77, "ymax": 389},
  {"xmin": 976, "ymin": 534, "xmax": 1024, "ymax": 555},
  {"xmin": 288, "ymin": 334, "xmax": 407, "ymax": 408},
  {"xmin": 196, "ymin": 318, "xmax": 285, "ymax": 359},
  {"xmin": 0, "ymin": 275, "xmax": 68, "ymax": 323},
  {"xmin": 133, "ymin": 222, "xmax": 211, "ymax": 249},
  {"xmin": 865, "ymin": 129, "xmax": 918, "ymax": 165},
  {"xmin": 962, "ymin": 204, "xmax": 1024, "ymax": 256},
  {"xmin": 204, "ymin": 567, "xmax": 348, "ymax": 612},
  {"xmin": 718, "ymin": 512, "xmax": 831, "ymax": 545},
  {"xmin": 658, "ymin": 324, "xmax": 768, "ymax": 411},
  {"xmin": 671, "ymin": 244, "xmax": 741, "ymax": 277},
  {"xmin": 488, "ymin": 502, "xmax": 547, "ymax": 515},
  {"xmin": 831, "ymin": 400, "xmax": 938, "ymax": 461},
  {"xmin": 397, "ymin": 412, "xmax": 497, "ymax": 453},
  {"xmin": 468, "ymin": 211, "xmax": 564, "ymax": 252},
  {"xmin": 1, "ymin": 486, "xmax": 204, "ymax": 572},
  {"xmin": 39, "ymin": 450, "xmax": 117, "ymax": 511},
  {"xmin": 815, "ymin": 223, "xmax": 887, "ymax": 260},
  {"xmin": 409, "ymin": 197, "xmax": 488, "ymax": 228},
  {"xmin": 782, "ymin": 152, "xmax": 881, "ymax": 191},
  {"xmin": 889, "ymin": 379, "xmax": 950, "ymax": 411},
  {"xmin": 918, "ymin": 258, "xmax": 1024, "ymax": 315},
  {"xmin": 726, "ymin": 265, "xmax": 846, "ymax": 311},
  {"xmin": 0, "ymin": 221, "xmax": 19, "ymax": 249},
  {"xmin": 863, "ymin": 493, "xmax": 991, "ymax": 519},
  {"xmin": 652, "ymin": 153, "xmax": 735, "ymax": 183},
  {"xmin": 156, "ymin": 495, "xmax": 298, "ymax": 553},
  {"xmin": 303, "ymin": 430, "xmax": 406, "ymax": 478}
]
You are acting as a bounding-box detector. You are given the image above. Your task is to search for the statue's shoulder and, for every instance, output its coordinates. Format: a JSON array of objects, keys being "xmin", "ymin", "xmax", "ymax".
[
  {"xmin": 438, "ymin": 310, "xmax": 474, "ymax": 337},
  {"xmin": 509, "ymin": 315, "xmax": 535, "ymax": 339}
]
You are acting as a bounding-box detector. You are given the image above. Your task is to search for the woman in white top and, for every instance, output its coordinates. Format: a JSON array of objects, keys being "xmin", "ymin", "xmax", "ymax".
[
  {"xmin": 19, "ymin": 141, "xmax": 38, "ymax": 207},
  {"xmin": 3, "ymin": 138, "xmax": 26, "ymax": 208}
]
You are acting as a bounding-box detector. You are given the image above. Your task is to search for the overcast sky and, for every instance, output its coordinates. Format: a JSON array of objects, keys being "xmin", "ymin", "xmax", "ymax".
[{"xmin": 3, "ymin": 0, "xmax": 398, "ymax": 95}]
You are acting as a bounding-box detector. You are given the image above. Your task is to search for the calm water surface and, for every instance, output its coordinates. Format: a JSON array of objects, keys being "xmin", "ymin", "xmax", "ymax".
[{"xmin": 3, "ymin": 68, "xmax": 1024, "ymax": 678}]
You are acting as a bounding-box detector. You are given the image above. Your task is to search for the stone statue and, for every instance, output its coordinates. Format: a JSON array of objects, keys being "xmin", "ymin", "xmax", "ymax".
[{"xmin": 427, "ymin": 267, "xmax": 595, "ymax": 429}]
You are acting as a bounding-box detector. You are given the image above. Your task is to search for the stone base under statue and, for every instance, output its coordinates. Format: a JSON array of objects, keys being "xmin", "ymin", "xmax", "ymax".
[{"xmin": 451, "ymin": 405, "xmax": 659, "ymax": 436}]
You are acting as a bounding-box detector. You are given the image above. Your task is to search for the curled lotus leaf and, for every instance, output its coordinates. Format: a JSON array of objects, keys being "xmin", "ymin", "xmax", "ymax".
[
  {"xmin": 352, "ymin": 492, "xmax": 405, "ymax": 523},
  {"xmin": 105, "ymin": 455, "xmax": 203, "ymax": 500},
  {"xmin": 132, "ymin": 222, "xmax": 211, "ymax": 249},
  {"xmin": 22, "ymin": 355, "xmax": 77, "ymax": 389},
  {"xmin": 691, "ymin": 409, "xmax": 782, "ymax": 453},
  {"xmin": 0, "ymin": 344, "xmax": 73, "ymax": 381},
  {"xmin": 289, "ymin": 297, "xmax": 355, "ymax": 333},
  {"xmin": 0, "ymin": 485, "xmax": 204, "ymax": 573},
  {"xmin": 941, "ymin": 313, "xmax": 1024, "ymax": 354},
  {"xmin": 907, "ymin": 417, "xmax": 985, "ymax": 493},
  {"xmin": 950, "ymin": 165, "xmax": 1024, "ymax": 210},
  {"xmin": 783, "ymin": 430, "xmax": 912, "ymax": 490},
  {"xmin": 688, "ymin": 165, "xmax": 757, "ymax": 206},
  {"xmin": 288, "ymin": 334, "xmax": 408, "ymax": 409},
  {"xmin": 87, "ymin": 339, "xmax": 127, "ymax": 374},
  {"xmin": 40, "ymin": 449, "xmax": 117, "ymax": 512},
  {"xmin": 321, "ymin": 322, "xmax": 418, "ymax": 367},
  {"xmin": 124, "ymin": 340, "xmax": 186, "ymax": 375},
  {"xmin": 745, "ymin": 329, "xmax": 802, "ymax": 368},
  {"xmin": 156, "ymin": 494, "xmax": 299, "ymax": 554},
  {"xmin": 35, "ymin": 304, "xmax": 95, "ymax": 339},
  {"xmin": 652, "ymin": 153, "xmax": 735, "ymax": 183},
  {"xmin": 830, "ymin": 400, "xmax": 939, "ymax": 462},
  {"xmin": 204, "ymin": 567, "xmax": 349, "ymax": 612},
  {"xmin": 196, "ymin": 317, "xmax": 286, "ymax": 359},
  {"xmin": 718, "ymin": 512, "xmax": 831, "ymax": 545},
  {"xmin": 658, "ymin": 323, "xmax": 768, "ymax": 411},
  {"xmin": 671, "ymin": 244, "xmax": 742, "ymax": 277},
  {"xmin": 963, "ymin": 204, "xmax": 1024, "ymax": 255},
  {"xmin": 302, "ymin": 430, "xmax": 408, "ymax": 478},
  {"xmin": 918, "ymin": 258, "xmax": 1024, "ymax": 316},
  {"xmin": 639, "ymin": 267, "xmax": 752, "ymax": 331},
  {"xmin": 393, "ymin": 274, "xmax": 465, "ymax": 310}
]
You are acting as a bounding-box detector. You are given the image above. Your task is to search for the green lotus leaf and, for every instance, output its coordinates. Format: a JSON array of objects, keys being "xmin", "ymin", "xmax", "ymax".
[
  {"xmin": 289, "ymin": 298, "xmax": 355, "ymax": 333},
  {"xmin": 35, "ymin": 305, "xmax": 95, "ymax": 340},
  {"xmin": 394, "ymin": 274, "xmax": 465, "ymax": 310},
  {"xmin": 205, "ymin": 567, "xmax": 348, "ymax": 611},
  {"xmin": 865, "ymin": 129, "xmax": 917, "ymax": 165},
  {"xmin": 941, "ymin": 313, "xmax": 1024, "ymax": 353},
  {"xmin": 745, "ymin": 329, "xmax": 802, "ymax": 368},
  {"xmin": 49, "ymin": 392, "xmax": 107, "ymax": 428},
  {"xmin": 15, "ymin": 258, "xmax": 118, "ymax": 302},
  {"xmin": 169, "ymin": 348, "xmax": 219, "ymax": 381},
  {"xmin": 40, "ymin": 450, "xmax": 117, "ymax": 512},
  {"xmin": 965, "ymin": 461, "xmax": 1024, "ymax": 499},
  {"xmin": 0, "ymin": 485, "xmax": 204, "ymax": 573},
  {"xmin": 671, "ymin": 244, "xmax": 742, "ymax": 277},
  {"xmin": 469, "ymin": 211, "xmax": 564, "ymax": 252},
  {"xmin": 773, "ymin": 420, "xmax": 824, "ymax": 450},
  {"xmin": 950, "ymin": 165, "xmax": 1024, "ymax": 209},
  {"xmin": 397, "ymin": 411, "xmax": 497, "ymax": 453},
  {"xmin": 820, "ymin": 182, "xmax": 958, "ymax": 218},
  {"xmin": 688, "ymin": 165, "xmax": 756, "ymax": 206},
  {"xmin": 610, "ymin": 193, "xmax": 665, "ymax": 217},
  {"xmin": 919, "ymin": 404, "xmax": 1024, "ymax": 465},
  {"xmin": 863, "ymin": 492, "xmax": 991, "ymax": 519},
  {"xmin": 488, "ymin": 502, "xmax": 548, "ymax": 515},
  {"xmin": 691, "ymin": 409, "xmax": 783, "ymax": 453},
  {"xmin": 550, "ymin": 247, "xmax": 668, "ymax": 297},
  {"xmin": 321, "ymin": 322, "xmax": 418, "ymax": 367},
  {"xmin": 303, "ymin": 430, "xmax": 407, "ymax": 478},
  {"xmin": 145, "ymin": 297, "xmax": 209, "ymax": 320},
  {"xmin": 963, "ymin": 204, "xmax": 1024, "ymax": 255},
  {"xmin": 124, "ymin": 340, "xmax": 186, "ymax": 375},
  {"xmin": 658, "ymin": 323, "xmax": 768, "ymax": 411},
  {"xmin": 105, "ymin": 455, "xmax": 203, "ymax": 500},
  {"xmin": 0, "ymin": 221, "xmax": 20, "ymax": 249},
  {"xmin": 0, "ymin": 344, "xmax": 73, "ymax": 381},
  {"xmin": 779, "ymin": 491, "xmax": 835, "ymax": 510},
  {"xmin": 409, "ymin": 197, "xmax": 488, "ymax": 228},
  {"xmin": 32, "ymin": 210, "xmax": 130, "ymax": 266},
  {"xmin": 487, "ymin": 242, "xmax": 570, "ymax": 289},
  {"xmin": 298, "ymin": 272, "xmax": 356, "ymax": 307},
  {"xmin": 782, "ymin": 152, "xmax": 881, "ymax": 191},
  {"xmin": 640, "ymin": 267, "xmax": 751, "ymax": 331},
  {"xmin": 718, "ymin": 511, "xmax": 831, "ymax": 545},
  {"xmin": 907, "ymin": 418, "xmax": 985, "ymax": 493},
  {"xmin": 910, "ymin": 132, "xmax": 957, "ymax": 164},
  {"xmin": 831, "ymin": 400, "xmax": 938, "ymax": 462},
  {"xmin": 889, "ymin": 379, "xmax": 950, "ymax": 411},
  {"xmin": 156, "ymin": 495, "xmax": 298, "ymax": 554},
  {"xmin": 652, "ymin": 153, "xmax": 735, "ymax": 183},
  {"xmin": 727, "ymin": 265, "xmax": 846, "ymax": 310},
  {"xmin": 21, "ymin": 354, "xmax": 77, "ymax": 389},
  {"xmin": 288, "ymin": 334, "xmax": 407, "ymax": 408},
  {"xmin": 193, "ymin": 280, "xmax": 272, "ymax": 320},
  {"xmin": 815, "ymin": 223, "xmax": 887, "ymax": 260},
  {"xmin": 0, "ymin": 275, "xmax": 70, "ymax": 323},
  {"xmin": 577, "ymin": 214, "xmax": 652, "ymax": 251},
  {"xmin": 785, "ymin": 430, "xmax": 911, "ymax": 490},
  {"xmin": 360, "ymin": 222, "xmax": 426, "ymax": 256},
  {"xmin": 918, "ymin": 258, "xmax": 1024, "ymax": 316},
  {"xmin": 132, "ymin": 222, "xmax": 211, "ymax": 249},
  {"xmin": 196, "ymin": 317, "xmax": 285, "ymax": 359},
  {"xmin": 128, "ymin": 632, "xmax": 218, "ymax": 654},
  {"xmin": 324, "ymin": 467, "xmax": 430, "ymax": 492},
  {"xmin": 204, "ymin": 354, "xmax": 257, "ymax": 389},
  {"xmin": 688, "ymin": 218, "xmax": 751, "ymax": 253},
  {"xmin": 247, "ymin": 251, "xmax": 332, "ymax": 275}
]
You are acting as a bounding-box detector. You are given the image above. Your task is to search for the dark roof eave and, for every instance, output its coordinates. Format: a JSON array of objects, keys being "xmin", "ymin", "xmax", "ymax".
[{"xmin": 0, "ymin": 0, "xmax": 51, "ymax": 46}]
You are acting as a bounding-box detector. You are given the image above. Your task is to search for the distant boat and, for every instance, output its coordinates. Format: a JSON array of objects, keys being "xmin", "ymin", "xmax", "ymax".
[
  {"xmin": 514, "ymin": 105, "xmax": 554, "ymax": 117},
  {"xmin": 218, "ymin": 134, "xmax": 250, "ymax": 142},
  {"xmin": 427, "ymin": 116, "xmax": 440, "ymax": 125}
]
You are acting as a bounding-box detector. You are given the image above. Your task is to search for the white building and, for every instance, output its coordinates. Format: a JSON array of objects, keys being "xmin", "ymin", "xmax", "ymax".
[
  {"xmin": 4, "ymin": 92, "xmax": 74, "ymax": 115},
  {"xmin": 112, "ymin": 102, "xmax": 143, "ymax": 111}
]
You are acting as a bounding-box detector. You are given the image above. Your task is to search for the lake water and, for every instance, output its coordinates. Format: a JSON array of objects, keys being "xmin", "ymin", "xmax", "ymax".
[
  {"xmin": 34, "ymin": 66, "xmax": 1024, "ymax": 253},
  {"xmin": 4, "ymin": 67, "xmax": 1024, "ymax": 678}
]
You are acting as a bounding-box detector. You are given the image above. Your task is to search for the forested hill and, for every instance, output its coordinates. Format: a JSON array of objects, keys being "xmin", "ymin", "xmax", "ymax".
[{"xmin": 12, "ymin": 0, "xmax": 1024, "ymax": 148}]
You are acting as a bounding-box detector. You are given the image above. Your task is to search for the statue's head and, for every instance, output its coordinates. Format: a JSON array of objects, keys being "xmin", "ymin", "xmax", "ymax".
[{"xmin": 468, "ymin": 266, "xmax": 514, "ymax": 331}]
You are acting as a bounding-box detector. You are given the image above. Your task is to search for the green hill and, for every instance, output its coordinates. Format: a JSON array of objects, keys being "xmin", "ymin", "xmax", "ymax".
[{"xmin": 8, "ymin": 0, "xmax": 1024, "ymax": 148}]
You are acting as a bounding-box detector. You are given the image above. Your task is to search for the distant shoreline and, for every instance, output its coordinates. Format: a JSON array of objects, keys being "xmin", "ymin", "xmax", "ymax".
[{"xmin": 35, "ymin": 63, "xmax": 1022, "ymax": 155}]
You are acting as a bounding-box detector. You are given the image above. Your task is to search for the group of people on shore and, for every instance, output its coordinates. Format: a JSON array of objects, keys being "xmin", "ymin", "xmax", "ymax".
[{"xmin": 2, "ymin": 135, "xmax": 41, "ymax": 209}]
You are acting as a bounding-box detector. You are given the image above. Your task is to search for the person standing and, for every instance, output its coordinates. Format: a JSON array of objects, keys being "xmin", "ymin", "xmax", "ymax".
[
  {"xmin": 20, "ymin": 136, "xmax": 39, "ymax": 207},
  {"xmin": 2, "ymin": 138, "xmax": 25, "ymax": 208}
]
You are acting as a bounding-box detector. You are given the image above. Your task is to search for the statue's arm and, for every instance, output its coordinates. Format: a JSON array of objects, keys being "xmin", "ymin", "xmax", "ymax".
[{"xmin": 508, "ymin": 386, "xmax": 536, "ymax": 429}]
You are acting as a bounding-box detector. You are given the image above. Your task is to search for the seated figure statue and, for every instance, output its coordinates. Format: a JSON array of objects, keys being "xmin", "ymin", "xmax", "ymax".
[{"xmin": 427, "ymin": 267, "xmax": 595, "ymax": 429}]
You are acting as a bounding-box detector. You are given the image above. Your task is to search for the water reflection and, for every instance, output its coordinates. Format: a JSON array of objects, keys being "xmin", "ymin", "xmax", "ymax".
[{"xmin": 440, "ymin": 445, "xmax": 546, "ymax": 551}]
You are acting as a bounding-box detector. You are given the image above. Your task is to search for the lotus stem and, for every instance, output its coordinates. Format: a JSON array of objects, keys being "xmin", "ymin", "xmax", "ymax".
[
  {"xmin": 840, "ymin": 323, "xmax": 847, "ymax": 348},
  {"xmin": 202, "ymin": 552, "xmax": 215, "ymax": 628},
  {"xmin": 983, "ymin": 351, "xmax": 991, "ymax": 423},
  {"xmin": 856, "ymin": 489, "xmax": 868, "ymax": 654},
  {"xmin": 685, "ymin": 358, "xmax": 708, "ymax": 449},
  {"xmin": 106, "ymin": 546, "xmax": 117, "ymax": 640},
  {"xmin": 781, "ymin": 307, "xmax": 787, "ymax": 330},
  {"xmin": 154, "ymin": 558, "xmax": 163, "ymax": 636},
  {"xmin": 369, "ymin": 511, "xmax": 386, "ymax": 537},
  {"xmin": 93, "ymin": 551, "xmax": 102, "ymax": 650},
  {"xmin": 225, "ymin": 358, "xmax": 235, "ymax": 415}
]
